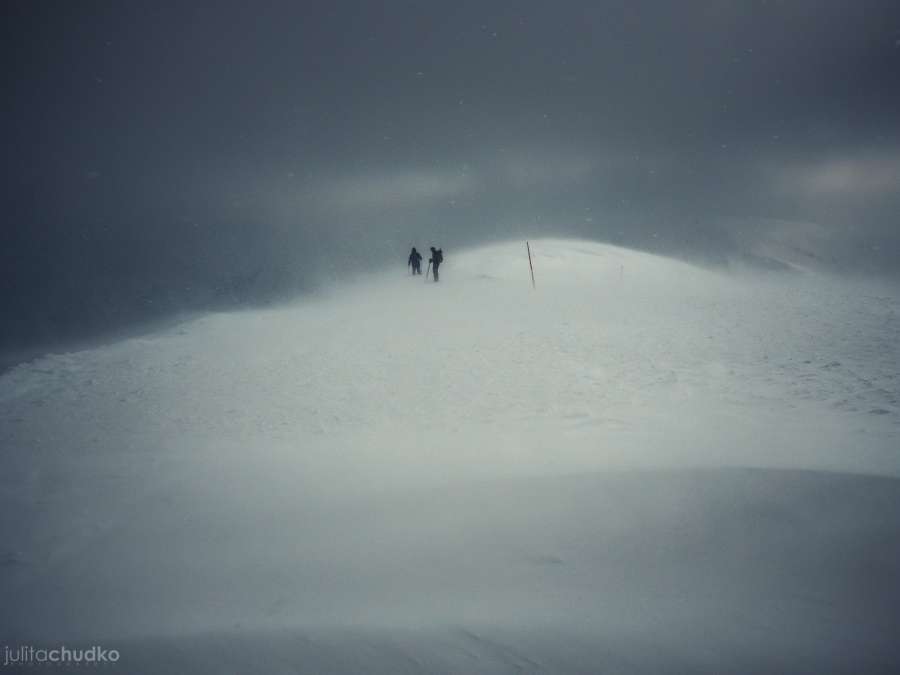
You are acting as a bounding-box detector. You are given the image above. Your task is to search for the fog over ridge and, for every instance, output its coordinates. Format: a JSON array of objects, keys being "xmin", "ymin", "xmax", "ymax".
[{"xmin": 3, "ymin": 0, "xmax": 900, "ymax": 357}]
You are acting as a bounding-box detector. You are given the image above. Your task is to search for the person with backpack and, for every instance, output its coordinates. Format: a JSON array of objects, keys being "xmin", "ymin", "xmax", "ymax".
[
  {"xmin": 408, "ymin": 247, "xmax": 423, "ymax": 275},
  {"xmin": 429, "ymin": 246, "xmax": 443, "ymax": 282}
]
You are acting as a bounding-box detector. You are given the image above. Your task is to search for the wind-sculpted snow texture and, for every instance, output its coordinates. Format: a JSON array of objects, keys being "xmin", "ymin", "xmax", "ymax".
[{"xmin": 2, "ymin": 240, "xmax": 899, "ymax": 673}]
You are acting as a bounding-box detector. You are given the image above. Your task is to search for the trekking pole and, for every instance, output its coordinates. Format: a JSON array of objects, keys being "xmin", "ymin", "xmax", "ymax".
[
  {"xmin": 526, "ymin": 241, "xmax": 536, "ymax": 289},
  {"xmin": 425, "ymin": 261, "xmax": 431, "ymax": 281}
]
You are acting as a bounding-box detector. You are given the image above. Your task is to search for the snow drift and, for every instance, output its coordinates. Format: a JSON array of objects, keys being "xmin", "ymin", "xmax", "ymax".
[{"xmin": 1, "ymin": 239, "xmax": 899, "ymax": 673}]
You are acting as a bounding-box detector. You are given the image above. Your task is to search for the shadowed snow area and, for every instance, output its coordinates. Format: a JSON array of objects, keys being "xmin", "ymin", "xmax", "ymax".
[{"xmin": 2, "ymin": 240, "xmax": 900, "ymax": 673}]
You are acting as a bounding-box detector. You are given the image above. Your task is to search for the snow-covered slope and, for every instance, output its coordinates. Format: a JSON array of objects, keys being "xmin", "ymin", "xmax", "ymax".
[{"xmin": 2, "ymin": 240, "xmax": 899, "ymax": 673}]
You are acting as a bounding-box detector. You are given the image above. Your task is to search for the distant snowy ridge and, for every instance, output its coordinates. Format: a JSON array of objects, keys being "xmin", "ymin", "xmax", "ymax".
[
  {"xmin": 1, "ymin": 239, "xmax": 899, "ymax": 673},
  {"xmin": 4, "ymin": 239, "xmax": 896, "ymax": 476}
]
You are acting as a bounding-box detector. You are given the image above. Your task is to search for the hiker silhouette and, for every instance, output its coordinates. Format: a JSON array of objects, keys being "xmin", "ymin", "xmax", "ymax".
[
  {"xmin": 408, "ymin": 247, "xmax": 423, "ymax": 275},
  {"xmin": 429, "ymin": 247, "xmax": 443, "ymax": 282}
]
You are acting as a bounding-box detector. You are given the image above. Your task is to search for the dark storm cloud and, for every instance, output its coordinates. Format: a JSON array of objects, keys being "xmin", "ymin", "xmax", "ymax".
[{"xmin": 3, "ymin": 1, "xmax": 900, "ymax": 356}]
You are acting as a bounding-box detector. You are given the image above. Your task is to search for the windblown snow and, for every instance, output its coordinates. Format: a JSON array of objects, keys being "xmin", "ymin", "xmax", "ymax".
[{"xmin": 2, "ymin": 240, "xmax": 899, "ymax": 673}]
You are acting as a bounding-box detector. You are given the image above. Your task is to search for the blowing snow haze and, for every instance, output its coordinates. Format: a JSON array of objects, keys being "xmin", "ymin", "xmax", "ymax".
[
  {"xmin": 4, "ymin": 3, "xmax": 900, "ymax": 673},
  {"xmin": 3, "ymin": 1, "xmax": 900, "ymax": 354}
]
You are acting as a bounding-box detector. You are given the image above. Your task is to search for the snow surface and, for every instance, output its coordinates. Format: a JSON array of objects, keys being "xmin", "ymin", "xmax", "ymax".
[{"xmin": 2, "ymin": 239, "xmax": 899, "ymax": 673}]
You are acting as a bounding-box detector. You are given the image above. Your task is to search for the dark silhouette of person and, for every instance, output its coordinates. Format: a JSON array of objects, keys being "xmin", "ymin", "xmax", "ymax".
[
  {"xmin": 429, "ymin": 247, "xmax": 443, "ymax": 282},
  {"xmin": 408, "ymin": 247, "xmax": 423, "ymax": 275}
]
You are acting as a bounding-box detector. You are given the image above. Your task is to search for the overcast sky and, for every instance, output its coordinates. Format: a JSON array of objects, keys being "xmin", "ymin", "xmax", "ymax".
[{"xmin": 3, "ymin": 0, "xmax": 900, "ymax": 353}]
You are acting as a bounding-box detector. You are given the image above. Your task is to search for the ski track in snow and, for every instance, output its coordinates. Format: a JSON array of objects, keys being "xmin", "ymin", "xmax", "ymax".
[{"xmin": 1, "ymin": 239, "xmax": 899, "ymax": 672}]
